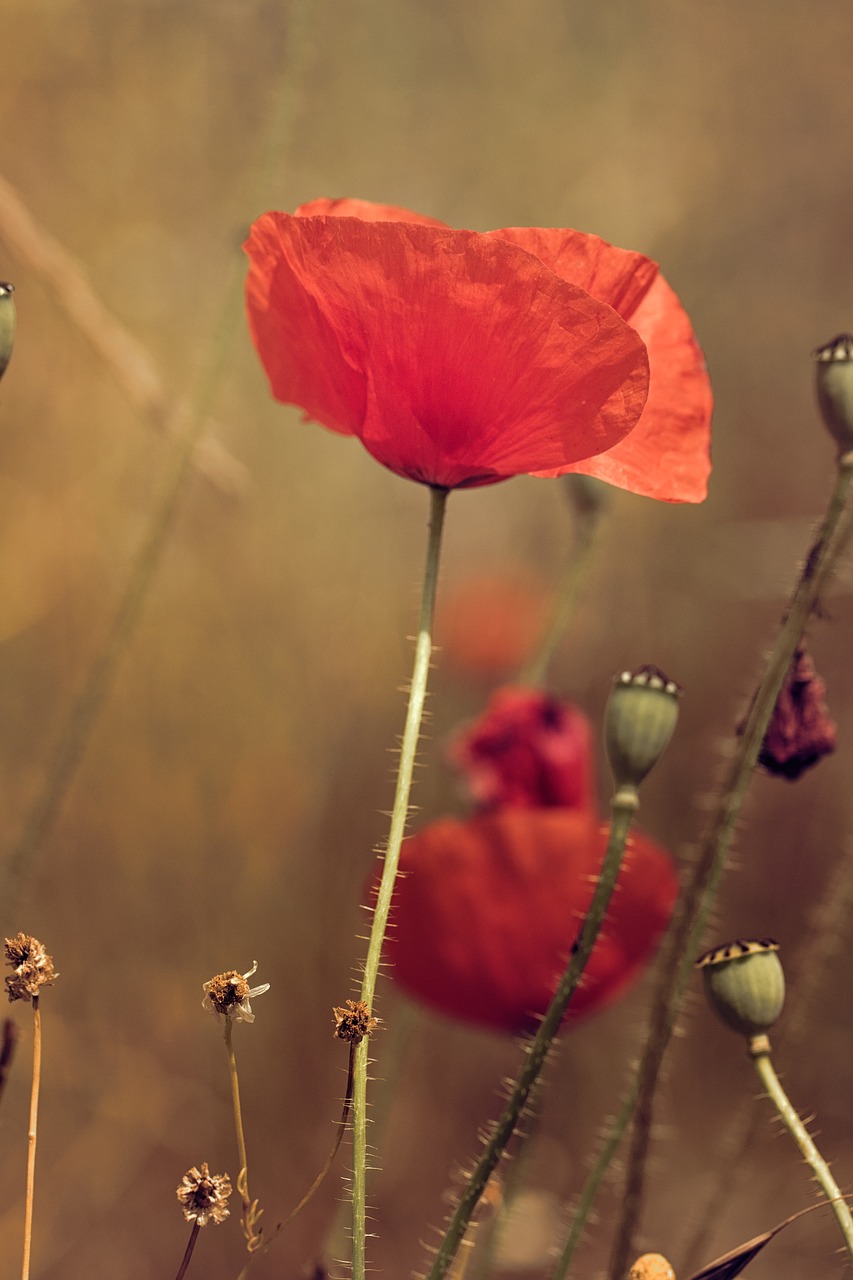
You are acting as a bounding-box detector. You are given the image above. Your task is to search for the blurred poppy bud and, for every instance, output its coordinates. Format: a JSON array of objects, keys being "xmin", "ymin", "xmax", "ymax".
[
  {"xmin": 0, "ymin": 283, "xmax": 15, "ymax": 382},
  {"xmin": 814, "ymin": 333, "xmax": 853, "ymax": 455},
  {"xmin": 605, "ymin": 666, "xmax": 681, "ymax": 793},
  {"xmin": 696, "ymin": 938, "xmax": 785, "ymax": 1038}
]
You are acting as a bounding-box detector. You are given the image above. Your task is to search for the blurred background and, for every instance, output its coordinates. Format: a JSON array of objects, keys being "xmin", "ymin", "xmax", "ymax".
[{"xmin": 0, "ymin": 1, "xmax": 852, "ymax": 1277}]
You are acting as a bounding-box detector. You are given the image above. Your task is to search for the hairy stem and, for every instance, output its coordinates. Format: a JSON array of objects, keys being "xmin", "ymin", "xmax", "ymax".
[
  {"xmin": 351, "ymin": 485, "xmax": 449, "ymax": 1280},
  {"xmin": 605, "ymin": 451, "xmax": 853, "ymax": 1278},
  {"xmin": 427, "ymin": 789, "xmax": 639, "ymax": 1280},
  {"xmin": 750, "ymin": 1037, "xmax": 853, "ymax": 1262}
]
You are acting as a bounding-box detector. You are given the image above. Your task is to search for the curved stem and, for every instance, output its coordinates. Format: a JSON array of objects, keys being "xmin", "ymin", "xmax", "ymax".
[
  {"xmin": 175, "ymin": 1222, "xmax": 201, "ymax": 1280},
  {"xmin": 517, "ymin": 485, "xmax": 605, "ymax": 688},
  {"xmin": 351, "ymin": 485, "xmax": 449, "ymax": 1280},
  {"xmin": 225, "ymin": 1019, "xmax": 260, "ymax": 1249},
  {"xmin": 426, "ymin": 788, "xmax": 639, "ymax": 1280},
  {"xmin": 751, "ymin": 1039, "xmax": 853, "ymax": 1262},
  {"xmin": 605, "ymin": 451, "xmax": 853, "ymax": 1279},
  {"xmin": 21, "ymin": 997, "xmax": 41, "ymax": 1280}
]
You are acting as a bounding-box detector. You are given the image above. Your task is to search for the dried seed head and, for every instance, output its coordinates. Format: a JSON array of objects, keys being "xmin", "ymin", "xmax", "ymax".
[
  {"xmin": 4, "ymin": 933, "xmax": 57, "ymax": 1003},
  {"xmin": 696, "ymin": 938, "xmax": 785, "ymax": 1038},
  {"xmin": 814, "ymin": 333, "xmax": 853, "ymax": 455},
  {"xmin": 176, "ymin": 1163, "xmax": 232, "ymax": 1226},
  {"xmin": 332, "ymin": 999, "xmax": 378, "ymax": 1044},
  {"xmin": 629, "ymin": 1254, "xmax": 676, "ymax": 1280},
  {"xmin": 202, "ymin": 961, "xmax": 269, "ymax": 1024},
  {"xmin": 605, "ymin": 666, "xmax": 681, "ymax": 794},
  {"xmin": 759, "ymin": 644, "xmax": 836, "ymax": 780}
]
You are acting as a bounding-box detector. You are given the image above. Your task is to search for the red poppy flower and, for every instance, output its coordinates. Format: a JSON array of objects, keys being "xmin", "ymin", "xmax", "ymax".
[
  {"xmin": 448, "ymin": 685, "xmax": 594, "ymax": 812},
  {"xmin": 245, "ymin": 198, "xmax": 711, "ymax": 498},
  {"xmin": 381, "ymin": 808, "xmax": 678, "ymax": 1034}
]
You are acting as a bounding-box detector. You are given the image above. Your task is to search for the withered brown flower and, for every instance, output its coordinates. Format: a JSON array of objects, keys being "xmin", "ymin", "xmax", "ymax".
[
  {"xmin": 202, "ymin": 962, "xmax": 269, "ymax": 1024},
  {"xmin": 176, "ymin": 1163, "xmax": 232, "ymax": 1226},
  {"xmin": 4, "ymin": 934, "xmax": 57, "ymax": 1003},
  {"xmin": 332, "ymin": 999, "xmax": 378, "ymax": 1044},
  {"xmin": 759, "ymin": 645, "xmax": 837, "ymax": 780}
]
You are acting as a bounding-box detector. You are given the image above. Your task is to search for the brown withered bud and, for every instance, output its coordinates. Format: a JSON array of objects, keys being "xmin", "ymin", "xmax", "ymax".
[
  {"xmin": 759, "ymin": 644, "xmax": 837, "ymax": 780},
  {"xmin": 332, "ymin": 999, "xmax": 378, "ymax": 1044},
  {"xmin": 4, "ymin": 934, "xmax": 57, "ymax": 1003}
]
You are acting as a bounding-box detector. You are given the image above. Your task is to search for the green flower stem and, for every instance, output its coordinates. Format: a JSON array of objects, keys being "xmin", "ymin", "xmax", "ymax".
[
  {"xmin": 517, "ymin": 487, "xmax": 605, "ymax": 688},
  {"xmin": 750, "ymin": 1036, "xmax": 853, "ymax": 1262},
  {"xmin": 426, "ymin": 786, "xmax": 640, "ymax": 1280},
  {"xmin": 224, "ymin": 1019, "xmax": 260, "ymax": 1250},
  {"xmin": 351, "ymin": 485, "xmax": 449, "ymax": 1280},
  {"xmin": 20, "ymin": 997, "xmax": 41, "ymax": 1280},
  {"xmin": 175, "ymin": 1222, "xmax": 201, "ymax": 1280},
  {"xmin": 601, "ymin": 451, "xmax": 853, "ymax": 1280}
]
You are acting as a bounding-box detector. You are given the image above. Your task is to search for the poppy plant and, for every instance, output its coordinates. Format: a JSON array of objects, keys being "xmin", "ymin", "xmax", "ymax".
[
  {"xmin": 381, "ymin": 807, "xmax": 678, "ymax": 1035},
  {"xmin": 245, "ymin": 198, "xmax": 712, "ymax": 498}
]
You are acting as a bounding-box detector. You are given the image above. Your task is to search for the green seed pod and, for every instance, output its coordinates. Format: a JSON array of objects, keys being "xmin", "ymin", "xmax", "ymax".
[
  {"xmin": 696, "ymin": 938, "xmax": 785, "ymax": 1038},
  {"xmin": 0, "ymin": 282, "xmax": 14, "ymax": 382},
  {"xmin": 604, "ymin": 665, "xmax": 681, "ymax": 792},
  {"xmin": 814, "ymin": 333, "xmax": 853, "ymax": 455}
]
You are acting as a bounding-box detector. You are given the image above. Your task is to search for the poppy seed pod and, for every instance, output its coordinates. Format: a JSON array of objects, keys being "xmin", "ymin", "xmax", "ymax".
[
  {"xmin": 814, "ymin": 334, "xmax": 853, "ymax": 455},
  {"xmin": 696, "ymin": 938, "xmax": 785, "ymax": 1038},
  {"xmin": 604, "ymin": 666, "xmax": 681, "ymax": 792}
]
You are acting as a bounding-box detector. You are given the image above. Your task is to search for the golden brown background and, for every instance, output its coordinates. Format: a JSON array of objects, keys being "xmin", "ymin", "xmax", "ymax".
[{"xmin": 0, "ymin": 1, "xmax": 852, "ymax": 1277}]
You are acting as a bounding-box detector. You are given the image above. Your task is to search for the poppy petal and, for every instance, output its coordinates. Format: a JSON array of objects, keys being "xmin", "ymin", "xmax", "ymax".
[
  {"xmin": 491, "ymin": 226, "xmax": 712, "ymax": 502},
  {"xmin": 245, "ymin": 213, "xmax": 650, "ymax": 489},
  {"xmin": 382, "ymin": 808, "xmax": 678, "ymax": 1035}
]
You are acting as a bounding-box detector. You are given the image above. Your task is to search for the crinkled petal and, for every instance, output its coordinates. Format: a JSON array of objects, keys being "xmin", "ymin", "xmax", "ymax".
[
  {"xmin": 492, "ymin": 227, "xmax": 712, "ymax": 501},
  {"xmin": 295, "ymin": 197, "xmax": 448, "ymax": 228},
  {"xmin": 245, "ymin": 213, "xmax": 650, "ymax": 489},
  {"xmin": 382, "ymin": 808, "xmax": 678, "ymax": 1034}
]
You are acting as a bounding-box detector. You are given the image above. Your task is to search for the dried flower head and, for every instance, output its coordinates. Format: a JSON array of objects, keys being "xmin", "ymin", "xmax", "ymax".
[
  {"xmin": 332, "ymin": 999, "xmax": 378, "ymax": 1044},
  {"xmin": 202, "ymin": 962, "xmax": 269, "ymax": 1024},
  {"xmin": 177, "ymin": 1163, "xmax": 232, "ymax": 1226},
  {"xmin": 4, "ymin": 933, "xmax": 57, "ymax": 1003},
  {"xmin": 759, "ymin": 644, "xmax": 837, "ymax": 780}
]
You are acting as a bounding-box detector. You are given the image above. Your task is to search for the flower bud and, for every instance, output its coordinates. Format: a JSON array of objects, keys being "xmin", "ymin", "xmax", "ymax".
[
  {"xmin": 814, "ymin": 333, "xmax": 853, "ymax": 455},
  {"xmin": 696, "ymin": 938, "xmax": 784, "ymax": 1038},
  {"xmin": 604, "ymin": 666, "xmax": 681, "ymax": 793}
]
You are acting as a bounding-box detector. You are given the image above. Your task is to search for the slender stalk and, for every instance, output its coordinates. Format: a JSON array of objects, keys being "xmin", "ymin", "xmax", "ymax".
[
  {"xmin": 21, "ymin": 996, "xmax": 41, "ymax": 1280},
  {"xmin": 175, "ymin": 1222, "xmax": 201, "ymax": 1280},
  {"xmin": 602, "ymin": 451, "xmax": 853, "ymax": 1279},
  {"xmin": 517, "ymin": 482, "xmax": 605, "ymax": 688},
  {"xmin": 426, "ymin": 789, "xmax": 639, "ymax": 1280},
  {"xmin": 750, "ymin": 1036, "xmax": 853, "ymax": 1262},
  {"xmin": 224, "ymin": 1019, "xmax": 261, "ymax": 1249},
  {"xmin": 350, "ymin": 485, "xmax": 449, "ymax": 1280}
]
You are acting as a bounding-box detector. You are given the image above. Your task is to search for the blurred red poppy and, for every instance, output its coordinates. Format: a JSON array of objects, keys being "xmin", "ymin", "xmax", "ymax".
[
  {"xmin": 448, "ymin": 685, "xmax": 594, "ymax": 812},
  {"xmin": 245, "ymin": 198, "xmax": 711, "ymax": 498},
  {"xmin": 381, "ymin": 808, "xmax": 678, "ymax": 1034},
  {"xmin": 436, "ymin": 573, "xmax": 552, "ymax": 679}
]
